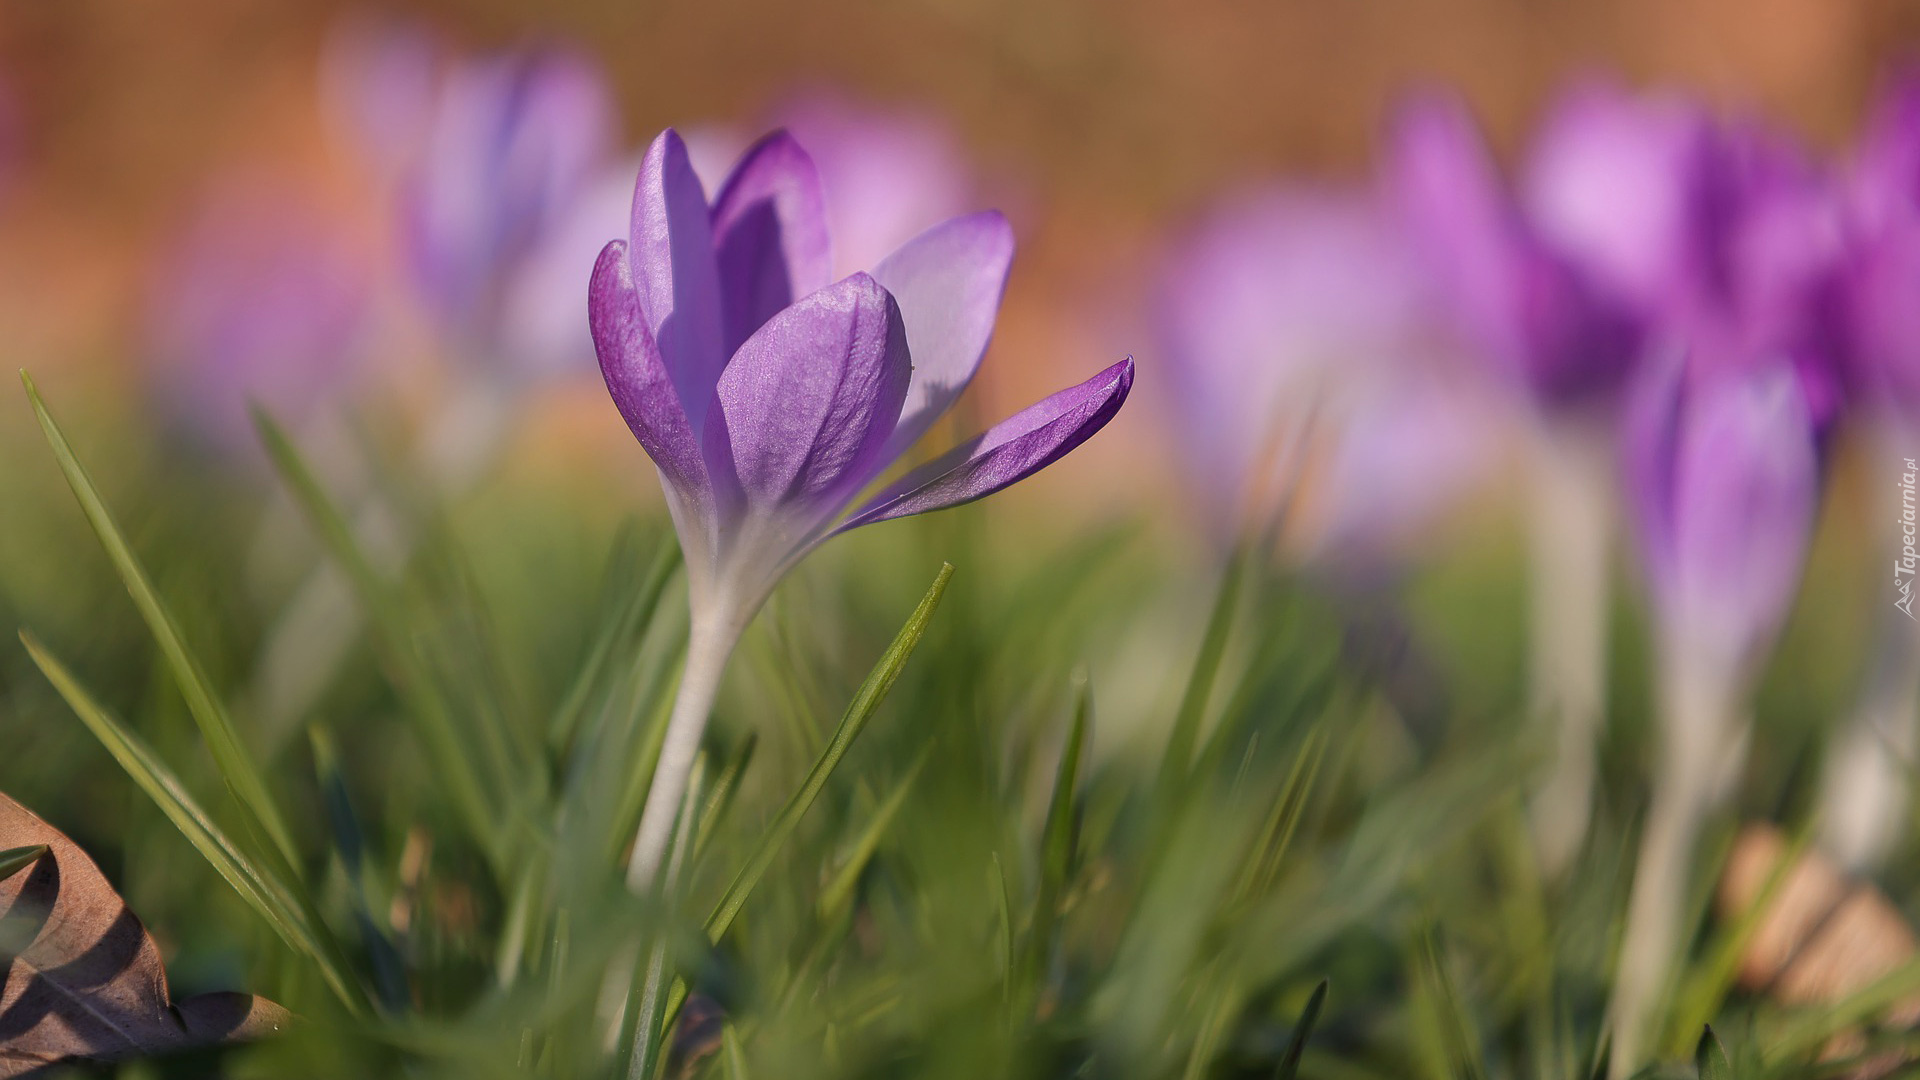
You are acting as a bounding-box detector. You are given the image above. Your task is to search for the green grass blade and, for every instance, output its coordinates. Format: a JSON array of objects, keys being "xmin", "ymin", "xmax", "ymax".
[
  {"xmin": 551, "ymin": 532, "xmax": 679, "ymax": 757},
  {"xmin": 0, "ymin": 845, "xmax": 47, "ymax": 883},
  {"xmin": 253, "ymin": 406, "xmax": 501, "ymax": 851},
  {"xmin": 21, "ymin": 632, "xmax": 366, "ymax": 1014},
  {"xmin": 1231, "ymin": 725, "xmax": 1329, "ymax": 910},
  {"xmin": 22, "ymin": 371, "xmax": 299, "ymax": 868},
  {"xmin": 1024, "ymin": 678, "xmax": 1090, "ymax": 992},
  {"xmin": 817, "ymin": 752, "xmax": 928, "ymax": 919},
  {"xmin": 1695, "ymin": 1026, "xmax": 1731, "ymax": 1080},
  {"xmin": 990, "ymin": 853, "xmax": 1014, "ymax": 1003},
  {"xmin": 1275, "ymin": 979, "xmax": 1328, "ymax": 1080},
  {"xmin": 695, "ymin": 733, "xmax": 759, "ymax": 865},
  {"xmin": 661, "ymin": 563, "xmax": 955, "ymax": 1032},
  {"xmin": 722, "ymin": 1025, "xmax": 747, "ymax": 1080},
  {"xmin": 1155, "ymin": 548, "xmax": 1245, "ymax": 804},
  {"xmin": 704, "ymin": 562, "xmax": 953, "ymax": 943},
  {"xmin": 1667, "ymin": 823, "xmax": 1813, "ymax": 1053}
]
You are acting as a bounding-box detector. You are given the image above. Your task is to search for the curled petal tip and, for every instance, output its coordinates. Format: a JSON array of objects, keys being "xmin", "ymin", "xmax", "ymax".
[{"xmin": 835, "ymin": 355, "xmax": 1133, "ymax": 533}]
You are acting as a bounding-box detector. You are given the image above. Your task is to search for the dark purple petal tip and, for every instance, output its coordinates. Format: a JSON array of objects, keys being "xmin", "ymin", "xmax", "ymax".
[
  {"xmin": 836, "ymin": 355, "xmax": 1134, "ymax": 532},
  {"xmin": 589, "ymin": 238, "xmax": 709, "ymax": 500}
]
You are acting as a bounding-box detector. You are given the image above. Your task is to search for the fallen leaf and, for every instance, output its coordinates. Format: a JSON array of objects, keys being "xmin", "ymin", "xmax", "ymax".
[{"xmin": 0, "ymin": 791, "xmax": 290, "ymax": 1076}]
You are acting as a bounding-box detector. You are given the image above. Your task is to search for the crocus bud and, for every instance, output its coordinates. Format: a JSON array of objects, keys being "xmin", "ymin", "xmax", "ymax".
[{"xmin": 1624, "ymin": 353, "xmax": 1820, "ymax": 677}]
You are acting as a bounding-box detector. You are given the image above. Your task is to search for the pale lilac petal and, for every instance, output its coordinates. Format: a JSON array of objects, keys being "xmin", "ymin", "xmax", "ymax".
[
  {"xmin": 146, "ymin": 179, "xmax": 374, "ymax": 454},
  {"xmin": 1622, "ymin": 347, "xmax": 1687, "ymax": 602},
  {"xmin": 837, "ymin": 357, "xmax": 1134, "ymax": 531},
  {"xmin": 1521, "ymin": 80, "xmax": 1706, "ymax": 307},
  {"xmin": 631, "ymin": 129, "xmax": 727, "ymax": 434},
  {"xmin": 1387, "ymin": 92, "xmax": 1531, "ymax": 367},
  {"xmin": 1157, "ymin": 190, "xmax": 1439, "ymax": 524},
  {"xmin": 1388, "ymin": 90, "xmax": 1643, "ymax": 405},
  {"xmin": 872, "ymin": 211, "xmax": 1015, "ymax": 458},
  {"xmin": 1668, "ymin": 364, "xmax": 1818, "ymax": 666},
  {"xmin": 709, "ymin": 131, "xmax": 834, "ymax": 354},
  {"xmin": 1298, "ymin": 379, "xmax": 1496, "ymax": 565},
  {"xmin": 1625, "ymin": 354, "xmax": 1818, "ymax": 669},
  {"xmin": 403, "ymin": 50, "xmax": 612, "ymax": 335},
  {"xmin": 775, "ymin": 91, "xmax": 973, "ymax": 275},
  {"xmin": 590, "ymin": 240, "xmax": 710, "ymax": 510},
  {"xmin": 499, "ymin": 156, "xmax": 638, "ymax": 379},
  {"xmin": 703, "ymin": 272, "xmax": 911, "ymax": 522}
]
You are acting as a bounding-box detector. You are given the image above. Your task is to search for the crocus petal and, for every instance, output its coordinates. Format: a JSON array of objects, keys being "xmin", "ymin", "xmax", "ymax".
[
  {"xmin": 1667, "ymin": 364, "xmax": 1817, "ymax": 666},
  {"xmin": 704, "ymin": 272, "xmax": 911, "ymax": 523},
  {"xmin": 631, "ymin": 129, "xmax": 727, "ymax": 434},
  {"xmin": 590, "ymin": 240, "xmax": 710, "ymax": 513},
  {"xmin": 710, "ymin": 131, "xmax": 834, "ymax": 354},
  {"xmin": 837, "ymin": 356, "xmax": 1134, "ymax": 531},
  {"xmin": 871, "ymin": 211, "xmax": 1016, "ymax": 459},
  {"xmin": 1622, "ymin": 346, "xmax": 1688, "ymax": 600},
  {"xmin": 1387, "ymin": 92, "xmax": 1531, "ymax": 367},
  {"xmin": 1521, "ymin": 80, "xmax": 1705, "ymax": 307}
]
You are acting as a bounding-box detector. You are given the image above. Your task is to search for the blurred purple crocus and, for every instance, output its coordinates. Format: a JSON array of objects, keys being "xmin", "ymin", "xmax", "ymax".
[
  {"xmin": 399, "ymin": 46, "xmax": 617, "ymax": 381},
  {"xmin": 1842, "ymin": 70, "xmax": 1920, "ymax": 414},
  {"xmin": 1625, "ymin": 357, "xmax": 1820, "ymax": 676},
  {"xmin": 146, "ymin": 179, "xmax": 374, "ymax": 457},
  {"xmin": 596, "ymin": 128, "xmax": 1132, "ymax": 894},
  {"xmin": 1155, "ymin": 187, "xmax": 1491, "ymax": 558},
  {"xmin": 1387, "ymin": 82, "xmax": 1705, "ymax": 408},
  {"xmin": 1609, "ymin": 353, "xmax": 1820, "ymax": 1075},
  {"xmin": 775, "ymin": 91, "xmax": 975, "ymax": 277},
  {"xmin": 1387, "ymin": 82, "xmax": 1709, "ymax": 877},
  {"xmin": 1816, "ymin": 71, "xmax": 1920, "ymax": 872}
]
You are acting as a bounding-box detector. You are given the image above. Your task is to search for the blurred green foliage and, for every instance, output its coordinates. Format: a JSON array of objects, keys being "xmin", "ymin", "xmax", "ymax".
[{"xmin": 0, "ymin": 376, "xmax": 1910, "ymax": 1080}]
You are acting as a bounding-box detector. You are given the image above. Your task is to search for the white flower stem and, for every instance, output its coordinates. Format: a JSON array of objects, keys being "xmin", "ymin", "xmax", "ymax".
[
  {"xmin": 1525, "ymin": 422, "xmax": 1612, "ymax": 878},
  {"xmin": 1608, "ymin": 653, "xmax": 1744, "ymax": 1079},
  {"xmin": 626, "ymin": 607, "xmax": 745, "ymax": 893},
  {"xmin": 620, "ymin": 602, "xmax": 747, "ymax": 1077}
]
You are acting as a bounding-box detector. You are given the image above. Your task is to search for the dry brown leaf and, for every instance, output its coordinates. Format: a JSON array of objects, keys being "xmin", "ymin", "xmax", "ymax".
[
  {"xmin": 0, "ymin": 791, "xmax": 289, "ymax": 1076},
  {"xmin": 1718, "ymin": 823, "xmax": 1920, "ymax": 1079}
]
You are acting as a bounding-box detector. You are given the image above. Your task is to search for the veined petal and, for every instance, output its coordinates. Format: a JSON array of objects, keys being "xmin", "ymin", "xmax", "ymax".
[
  {"xmin": 631, "ymin": 129, "xmax": 726, "ymax": 434},
  {"xmin": 872, "ymin": 211, "xmax": 1015, "ymax": 459},
  {"xmin": 837, "ymin": 356, "xmax": 1133, "ymax": 532},
  {"xmin": 710, "ymin": 131, "xmax": 833, "ymax": 353},
  {"xmin": 704, "ymin": 273, "xmax": 911, "ymax": 522},
  {"xmin": 590, "ymin": 240, "xmax": 710, "ymax": 509}
]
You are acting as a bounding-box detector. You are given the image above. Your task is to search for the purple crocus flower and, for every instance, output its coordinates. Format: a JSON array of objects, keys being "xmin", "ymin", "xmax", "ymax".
[
  {"xmin": 1842, "ymin": 69, "xmax": 1920, "ymax": 414},
  {"xmin": 595, "ymin": 128, "xmax": 1132, "ymax": 626},
  {"xmin": 1387, "ymin": 82, "xmax": 1704, "ymax": 408},
  {"xmin": 1610, "ymin": 351, "xmax": 1819, "ymax": 1074},
  {"xmin": 1625, "ymin": 355, "xmax": 1820, "ymax": 673},
  {"xmin": 1816, "ymin": 71, "xmax": 1920, "ymax": 872},
  {"xmin": 1155, "ymin": 187, "xmax": 1491, "ymax": 555},
  {"xmin": 596, "ymin": 127, "xmax": 1131, "ymax": 896},
  {"xmin": 145, "ymin": 178, "xmax": 374, "ymax": 457},
  {"xmin": 1662, "ymin": 119, "xmax": 1851, "ymax": 442},
  {"xmin": 399, "ymin": 46, "xmax": 617, "ymax": 379}
]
